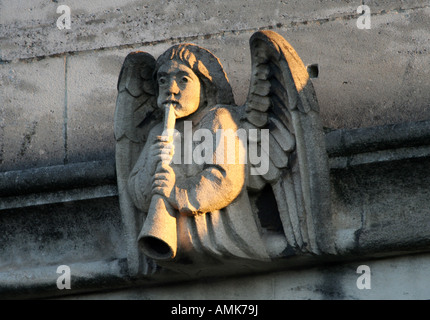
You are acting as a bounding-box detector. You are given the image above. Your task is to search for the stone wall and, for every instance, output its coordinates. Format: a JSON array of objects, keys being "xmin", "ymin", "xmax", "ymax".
[
  {"xmin": 1, "ymin": 0, "xmax": 430, "ymax": 300},
  {"xmin": 1, "ymin": 0, "xmax": 429, "ymax": 172},
  {"xmin": 70, "ymin": 252, "xmax": 430, "ymax": 300}
]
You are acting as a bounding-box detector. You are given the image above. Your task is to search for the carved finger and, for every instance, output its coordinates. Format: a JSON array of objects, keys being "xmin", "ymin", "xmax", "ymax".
[
  {"xmin": 150, "ymin": 147, "xmax": 173, "ymax": 162},
  {"xmin": 152, "ymin": 141, "xmax": 173, "ymax": 150},
  {"xmin": 152, "ymin": 178, "xmax": 167, "ymax": 187},
  {"xmin": 153, "ymin": 150, "xmax": 173, "ymax": 159},
  {"xmin": 153, "ymin": 154, "xmax": 173, "ymax": 165},
  {"xmin": 153, "ymin": 172, "xmax": 169, "ymax": 182},
  {"xmin": 155, "ymin": 162, "xmax": 173, "ymax": 174},
  {"xmin": 154, "ymin": 162, "xmax": 162, "ymax": 174},
  {"xmin": 156, "ymin": 135, "xmax": 173, "ymax": 143},
  {"xmin": 153, "ymin": 147, "xmax": 174, "ymax": 156},
  {"xmin": 157, "ymin": 135, "xmax": 170, "ymax": 142},
  {"xmin": 152, "ymin": 187, "xmax": 167, "ymax": 197}
]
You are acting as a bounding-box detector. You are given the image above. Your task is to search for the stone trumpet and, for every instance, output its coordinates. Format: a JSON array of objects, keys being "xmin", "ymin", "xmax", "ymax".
[{"xmin": 138, "ymin": 104, "xmax": 177, "ymax": 261}]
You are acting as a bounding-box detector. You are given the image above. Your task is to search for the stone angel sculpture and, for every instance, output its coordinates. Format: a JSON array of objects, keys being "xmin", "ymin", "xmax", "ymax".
[{"xmin": 114, "ymin": 31, "xmax": 330, "ymax": 276}]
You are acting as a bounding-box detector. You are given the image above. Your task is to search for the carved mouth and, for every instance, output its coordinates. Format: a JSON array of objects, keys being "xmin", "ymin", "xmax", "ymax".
[{"xmin": 163, "ymin": 100, "xmax": 179, "ymax": 106}]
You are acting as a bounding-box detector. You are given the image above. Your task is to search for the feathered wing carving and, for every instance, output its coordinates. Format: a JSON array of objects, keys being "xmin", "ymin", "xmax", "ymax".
[
  {"xmin": 243, "ymin": 31, "xmax": 330, "ymax": 255},
  {"xmin": 114, "ymin": 52, "xmax": 160, "ymax": 275}
]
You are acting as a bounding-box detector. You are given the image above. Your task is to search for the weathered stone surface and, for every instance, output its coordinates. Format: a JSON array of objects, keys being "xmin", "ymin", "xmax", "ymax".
[
  {"xmin": 0, "ymin": 197, "xmax": 125, "ymax": 273},
  {"xmin": 325, "ymin": 120, "xmax": 430, "ymax": 157},
  {"xmin": 114, "ymin": 31, "xmax": 331, "ymax": 275},
  {"xmin": 0, "ymin": 119, "xmax": 429, "ymax": 298},
  {"xmin": 1, "ymin": 0, "xmax": 429, "ymax": 300},
  {"xmin": 0, "ymin": 0, "xmax": 361, "ymax": 60},
  {"xmin": 364, "ymin": 0, "xmax": 427, "ymax": 11},
  {"xmin": 66, "ymin": 51, "xmax": 121, "ymax": 163},
  {"xmin": 0, "ymin": 57, "xmax": 65, "ymax": 172},
  {"xmin": 3, "ymin": 1, "xmax": 428, "ymax": 61},
  {"xmin": 1, "ymin": 5, "xmax": 429, "ymax": 173},
  {"xmin": 0, "ymin": 259, "xmax": 127, "ymax": 300},
  {"xmin": 0, "ymin": 160, "xmax": 117, "ymax": 211},
  {"xmin": 287, "ymin": 7, "xmax": 430, "ymax": 129},
  {"xmin": 331, "ymin": 158, "xmax": 430, "ymax": 254},
  {"xmin": 66, "ymin": 253, "xmax": 430, "ymax": 300}
]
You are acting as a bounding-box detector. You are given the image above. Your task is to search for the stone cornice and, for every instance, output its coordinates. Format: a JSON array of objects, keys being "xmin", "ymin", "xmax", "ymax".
[
  {"xmin": 1, "ymin": 120, "xmax": 430, "ymax": 299},
  {"xmin": 1, "ymin": 120, "xmax": 429, "ymax": 210}
]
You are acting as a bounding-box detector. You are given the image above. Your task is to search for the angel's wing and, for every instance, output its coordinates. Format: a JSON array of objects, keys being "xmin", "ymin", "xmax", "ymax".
[
  {"xmin": 243, "ymin": 31, "xmax": 330, "ymax": 255},
  {"xmin": 114, "ymin": 52, "xmax": 160, "ymax": 275}
]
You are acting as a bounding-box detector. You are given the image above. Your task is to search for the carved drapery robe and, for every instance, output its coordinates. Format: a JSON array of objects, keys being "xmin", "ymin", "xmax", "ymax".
[{"xmin": 128, "ymin": 105, "xmax": 269, "ymax": 264}]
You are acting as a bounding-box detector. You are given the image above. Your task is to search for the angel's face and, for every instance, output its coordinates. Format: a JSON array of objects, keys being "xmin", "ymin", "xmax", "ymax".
[{"xmin": 156, "ymin": 60, "xmax": 201, "ymax": 119}]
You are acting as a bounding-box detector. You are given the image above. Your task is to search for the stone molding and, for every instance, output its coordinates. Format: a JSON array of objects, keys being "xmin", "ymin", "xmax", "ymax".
[
  {"xmin": 2, "ymin": 120, "xmax": 429, "ymax": 209},
  {"xmin": 1, "ymin": 120, "xmax": 429, "ymax": 298}
]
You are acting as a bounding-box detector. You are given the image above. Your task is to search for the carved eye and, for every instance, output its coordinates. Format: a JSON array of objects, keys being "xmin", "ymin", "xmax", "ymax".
[
  {"xmin": 158, "ymin": 77, "xmax": 167, "ymax": 85},
  {"xmin": 181, "ymin": 76, "xmax": 189, "ymax": 83}
]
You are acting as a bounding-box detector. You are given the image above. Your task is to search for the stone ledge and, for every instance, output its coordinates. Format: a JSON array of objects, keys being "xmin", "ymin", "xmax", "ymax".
[
  {"xmin": 0, "ymin": 0, "xmax": 359, "ymax": 61},
  {"xmin": 2, "ymin": 248, "xmax": 430, "ymax": 300},
  {"xmin": 0, "ymin": 160, "xmax": 117, "ymax": 210},
  {"xmin": 0, "ymin": 160, "xmax": 116, "ymax": 197},
  {"xmin": 0, "ymin": 185, "xmax": 118, "ymax": 211},
  {"xmin": 60, "ymin": 252, "xmax": 430, "ymax": 300},
  {"xmin": 1, "ymin": 1, "xmax": 427, "ymax": 61},
  {"xmin": 1, "ymin": 120, "xmax": 429, "ymax": 209},
  {"xmin": 0, "ymin": 258, "xmax": 129, "ymax": 300},
  {"xmin": 325, "ymin": 120, "xmax": 430, "ymax": 157},
  {"xmin": 326, "ymin": 120, "xmax": 430, "ymax": 169},
  {"xmin": 0, "ymin": 120, "xmax": 429, "ymax": 299}
]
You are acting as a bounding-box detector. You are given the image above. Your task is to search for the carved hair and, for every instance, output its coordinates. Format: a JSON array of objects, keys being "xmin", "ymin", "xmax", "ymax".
[{"xmin": 154, "ymin": 44, "xmax": 235, "ymax": 107}]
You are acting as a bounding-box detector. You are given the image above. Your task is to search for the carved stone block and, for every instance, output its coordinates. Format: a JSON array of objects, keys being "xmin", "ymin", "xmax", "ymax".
[{"xmin": 114, "ymin": 31, "xmax": 331, "ymax": 276}]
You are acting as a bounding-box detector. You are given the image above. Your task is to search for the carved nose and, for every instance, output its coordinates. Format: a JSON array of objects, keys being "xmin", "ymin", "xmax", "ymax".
[{"xmin": 167, "ymin": 80, "xmax": 180, "ymax": 95}]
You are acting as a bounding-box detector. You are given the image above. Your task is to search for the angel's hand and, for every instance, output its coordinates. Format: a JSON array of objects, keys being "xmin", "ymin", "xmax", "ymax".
[
  {"xmin": 152, "ymin": 162, "xmax": 176, "ymax": 207},
  {"xmin": 149, "ymin": 135, "xmax": 175, "ymax": 175}
]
